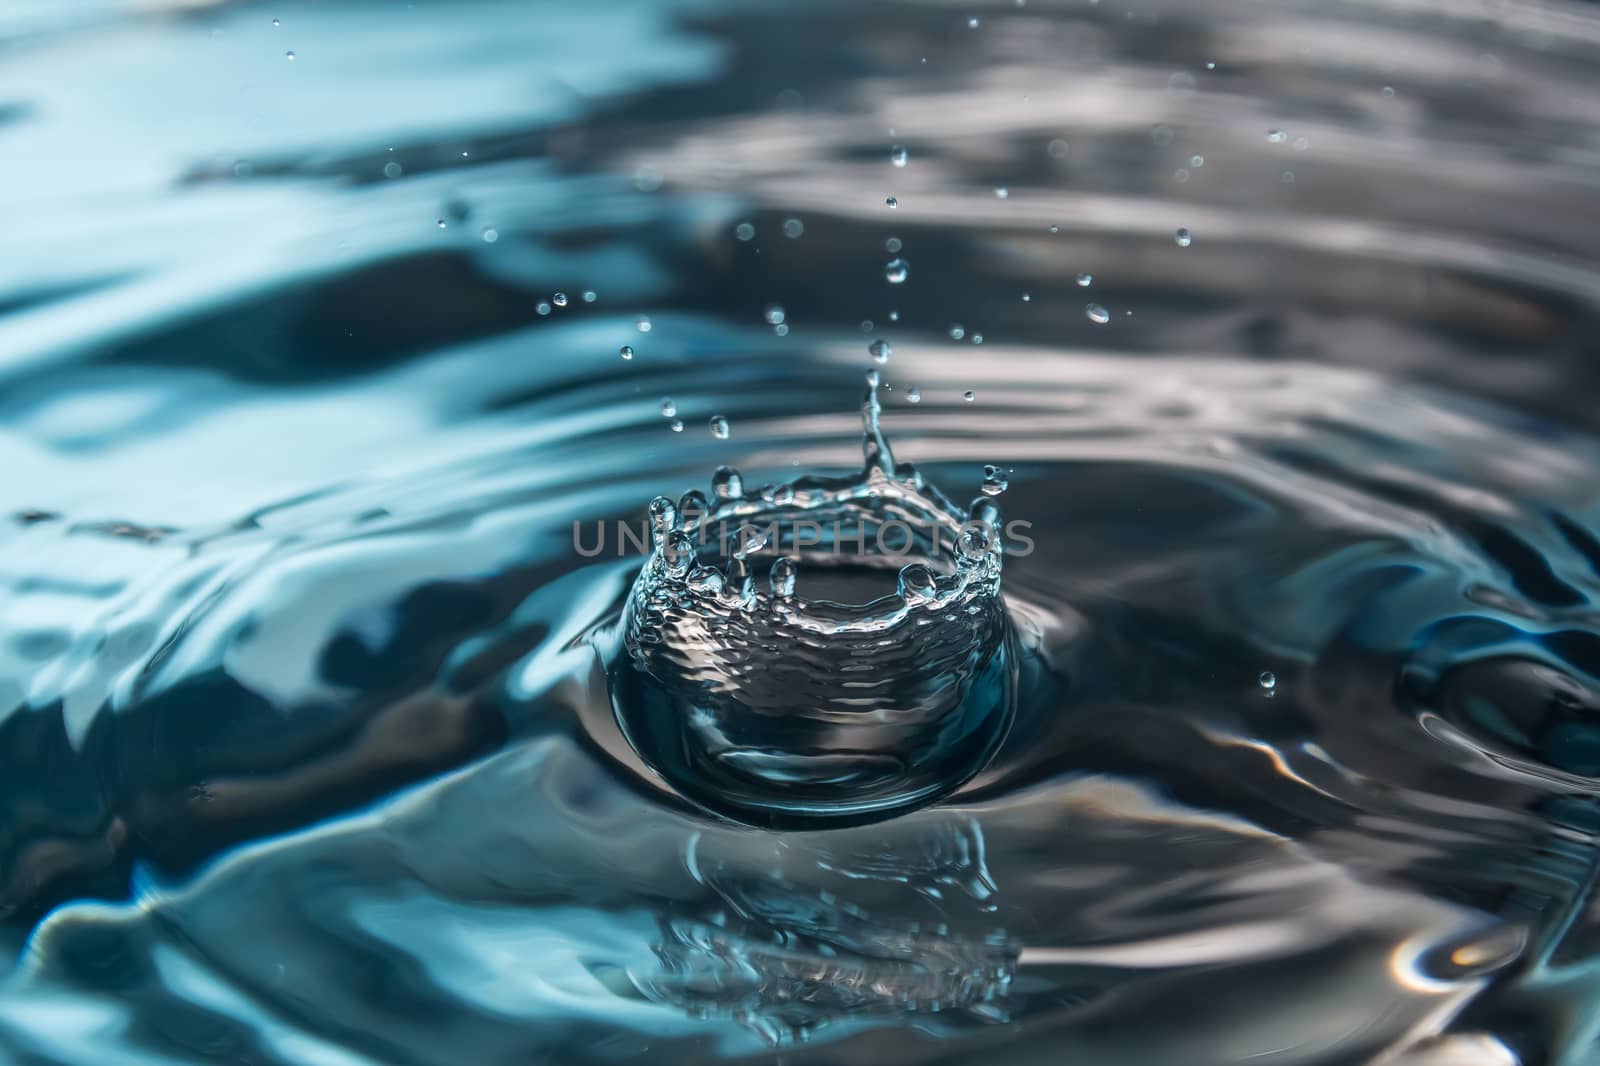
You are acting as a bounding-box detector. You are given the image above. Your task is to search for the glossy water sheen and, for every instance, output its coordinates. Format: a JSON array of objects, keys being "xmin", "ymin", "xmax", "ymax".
[{"xmin": 1, "ymin": 1, "xmax": 1599, "ymax": 1064}]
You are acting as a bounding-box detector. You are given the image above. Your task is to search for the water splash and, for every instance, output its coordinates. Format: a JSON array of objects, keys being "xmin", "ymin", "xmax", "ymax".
[{"xmin": 610, "ymin": 373, "xmax": 1015, "ymax": 829}]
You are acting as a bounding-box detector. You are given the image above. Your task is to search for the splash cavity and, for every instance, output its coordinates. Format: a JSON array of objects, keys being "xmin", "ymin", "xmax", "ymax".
[{"xmin": 610, "ymin": 372, "xmax": 1015, "ymax": 828}]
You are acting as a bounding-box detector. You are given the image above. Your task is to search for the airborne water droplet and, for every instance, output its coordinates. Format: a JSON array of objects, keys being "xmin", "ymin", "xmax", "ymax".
[
  {"xmin": 660, "ymin": 398, "xmax": 677, "ymax": 418},
  {"xmin": 1267, "ymin": 129, "xmax": 1287, "ymax": 143},
  {"xmin": 890, "ymin": 145, "xmax": 908, "ymax": 167},
  {"xmin": 1076, "ymin": 272, "xmax": 1093, "ymax": 287},
  {"xmin": 1175, "ymin": 227, "xmax": 1192, "ymax": 247},
  {"xmin": 963, "ymin": 390, "xmax": 976, "ymax": 402},
  {"xmin": 907, "ymin": 387, "xmax": 921, "ymax": 404},
  {"xmin": 994, "ymin": 186, "xmax": 1008, "ymax": 199},
  {"xmin": 635, "ymin": 316, "xmax": 652, "ymax": 333},
  {"xmin": 285, "ymin": 50, "xmax": 296, "ymax": 61},
  {"xmin": 885, "ymin": 257, "xmax": 909, "ymax": 284},
  {"xmin": 552, "ymin": 292, "xmax": 568, "ymax": 307},
  {"xmin": 869, "ymin": 339, "xmax": 891, "ymax": 363},
  {"xmin": 619, "ymin": 345, "xmax": 634, "ymax": 360},
  {"xmin": 1259, "ymin": 671, "xmax": 1277, "ymax": 690},
  {"xmin": 949, "ymin": 324, "xmax": 965, "ymax": 341},
  {"xmin": 783, "ymin": 218, "xmax": 804, "ymax": 238},
  {"xmin": 885, "ymin": 196, "xmax": 899, "ymax": 209},
  {"xmin": 735, "ymin": 222, "xmax": 755, "ymax": 241},
  {"xmin": 710, "ymin": 415, "xmax": 730, "ymax": 440},
  {"xmin": 764, "ymin": 304, "xmax": 786, "ymax": 325},
  {"xmin": 1086, "ymin": 303, "xmax": 1110, "ymax": 324},
  {"xmin": 982, "ymin": 465, "xmax": 1009, "ymax": 496}
]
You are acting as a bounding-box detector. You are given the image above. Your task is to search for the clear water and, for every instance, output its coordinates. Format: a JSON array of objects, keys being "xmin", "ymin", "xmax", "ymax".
[{"xmin": 1, "ymin": 1, "xmax": 1599, "ymax": 1064}]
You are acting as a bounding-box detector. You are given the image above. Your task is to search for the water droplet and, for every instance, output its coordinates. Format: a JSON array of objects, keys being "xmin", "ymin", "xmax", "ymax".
[
  {"xmin": 669, "ymin": 419, "xmax": 684, "ymax": 433},
  {"xmin": 869, "ymin": 339, "xmax": 891, "ymax": 363},
  {"xmin": 710, "ymin": 415, "xmax": 731, "ymax": 440},
  {"xmin": 1189, "ymin": 154, "xmax": 1205, "ymax": 167},
  {"xmin": 890, "ymin": 145, "xmax": 908, "ymax": 167},
  {"xmin": 884, "ymin": 257, "xmax": 909, "ymax": 284},
  {"xmin": 284, "ymin": 50, "xmax": 296, "ymax": 61},
  {"xmin": 958, "ymin": 525, "xmax": 991, "ymax": 560},
  {"xmin": 1049, "ymin": 224, "xmax": 1060, "ymax": 234},
  {"xmin": 636, "ymin": 316, "xmax": 652, "ymax": 333},
  {"xmin": 552, "ymin": 292, "xmax": 569, "ymax": 307},
  {"xmin": 948, "ymin": 324, "xmax": 965, "ymax": 341},
  {"xmin": 888, "ymin": 310, "xmax": 899, "ymax": 322},
  {"xmin": 619, "ymin": 345, "xmax": 634, "ymax": 360},
  {"xmin": 783, "ymin": 218, "xmax": 805, "ymax": 238},
  {"xmin": 582, "ymin": 290, "xmax": 597, "ymax": 303},
  {"xmin": 861, "ymin": 319, "xmax": 875, "ymax": 332},
  {"xmin": 1259, "ymin": 671, "xmax": 1277, "ymax": 690},
  {"xmin": 971, "ymin": 333, "xmax": 983, "ymax": 345},
  {"xmin": 1293, "ymin": 136, "xmax": 1310, "ymax": 151},
  {"xmin": 735, "ymin": 222, "xmax": 755, "ymax": 241},
  {"xmin": 648, "ymin": 496, "xmax": 679, "ymax": 545},
  {"xmin": 536, "ymin": 301, "xmax": 551, "ymax": 316},
  {"xmin": 712, "ymin": 466, "xmax": 743, "ymax": 500},
  {"xmin": 271, "ymin": 18, "xmax": 280, "ymax": 27},
  {"xmin": 764, "ymin": 304, "xmax": 786, "ymax": 325},
  {"xmin": 769, "ymin": 556, "xmax": 798, "ymax": 599},
  {"xmin": 963, "ymin": 390, "xmax": 976, "ymax": 403},
  {"xmin": 968, "ymin": 16, "xmax": 981, "ymax": 28},
  {"xmin": 773, "ymin": 323, "xmax": 789, "ymax": 337},
  {"xmin": 1047, "ymin": 138, "xmax": 1069, "ymax": 159},
  {"xmin": 1021, "ymin": 292, "xmax": 1031, "ymax": 302},
  {"xmin": 1381, "ymin": 85, "xmax": 1396, "ymax": 98},
  {"xmin": 480, "ymin": 227, "xmax": 498, "ymax": 243},
  {"xmin": 1076, "ymin": 272, "xmax": 1093, "ymax": 287},
  {"xmin": 885, "ymin": 196, "xmax": 899, "ymax": 208},
  {"xmin": 907, "ymin": 387, "xmax": 922, "ymax": 404},
  {"xmin": 885, "ymin": 236, "xmax": 902, "ymax": 253},
  {"xmin": 981, "ymin": 465, "xmax": 1009, "ymax": 496},
  {"xmin": 1086, "ymin": 303, "xmax": 1110, "ymax": 324},
  {"xmin": 383, "ymin": 161, "xmax": 402, "ymax": 179},
  {"xmin": 899, "ymin": 563, "xmax": 939, "ymax": 603},
  {"xmin": 994, "ymin": 186, "xmax": 1008, "ymax": 199},
  {"xmin": 436, "ymin": 219, "xmax": 446, "ymax": 229},
  {"xmin": 660, "ymin": 398, "xmax": 677, "ymax": 418},
  {"xmin": 1174, "ymin": 227, "xmax": 1192, "ymax": 247},
  {"xmin": 1267, "ymin": 129, "xmax": 1287, "ymax": 144}
]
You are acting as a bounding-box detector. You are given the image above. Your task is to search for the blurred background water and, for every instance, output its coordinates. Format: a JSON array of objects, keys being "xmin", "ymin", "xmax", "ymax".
[{"xmin": 2, "ymin": 0, "xmax": 1600, "ymax": 1063}]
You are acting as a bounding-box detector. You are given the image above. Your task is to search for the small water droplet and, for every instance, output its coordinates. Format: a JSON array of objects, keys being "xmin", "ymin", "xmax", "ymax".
[
  {"xmin": 764, "ymin": 304, "xmax": 786, "ymax": 325},
  {"xmin": 1076, "ymin": 272, "xmax": 1093, "ymax": 287},
  {"xmin": 284, "ymin": 50, "xmax": 296, "ymax": 61},
  {"xmin": 885, "ymin": 196, "xmax": 899, "ymax": 208},
  {"xmin": 660, "ymin": 398, "xmax": 677, "ymax": 417},
  {"xmin": 1047, "ymin": 138, "xmax": 1069, "ymax": 158},
  {"xmin": 884, "ymin": 257, "xmax": 909, "ymax": 284},
  {"xmin": 481, "ymin": 227, "xmax": 498, "ymax": 243},
  {"xmin": 1086, "ymin": 303, "xmax": 1110, "ymax": 324},
  {"xmin": 383, "ymin": 161, "xmax": 402, "ymax": 179},
  {"xmin": 619, "ymin": 345, "xmax": 634, "ymax": 360},
  {"xmin": 968, "ymin": 16, "xmax": 981, "ymax": 28},
  {"xmin": 436, "ymin": 219, "xmax": 446, "ymax": 229},
  {"xmin": 963, "ymin": 390, "xmax": 976, "ymax": 403},
  {"xmin": 636, "ymin": 316, "xmax": 652, "ymax": 333},
  {"xmin": 773, "ymin": 323, "xmax": 789, "ymax": 337},
  {"xmin": 670, "ymin": 419, "xmax": 684, "ymax": 433},
  {"xmin": 582, "ymin": 290, "xmax": 597, "ymax": 303},
  {"xmin": 888, "ymin": 310, "xmax": 899, "ymax": 322},
  {"xmin": 735, "ymin": 222, "xmax": 755, "ymax": 241},
  {"xmin": 981, "ymin": 465, "xmax": 1009, "ymax": 496},
  {"xmin": 552, "ymin": 292, "xmax": 568, "ymax": 307},
  {"xmin": 907, "ymin": 387, "xmax": 921, "ymax": 404},
  {"xmin": 1174, "ymin": 227, "xmax": 1192, "ymax": 247},
  {"xmin": 1190, "ymin": 154, "xmax": 1205, "ymax": 167},
  {"xmin": 1381, "ymin": 85, "xmax": 1396, "ymax": 98},
  {"xmin": 710, "ymin": 415, "xmax": 731, "ymax": 440},
  {"xmin": 1049, "ymin": 224, "xmax": 1060, "ymax": 234},
  {"xmin": 271, "ymin": 18, "xmax": 280, "ymax": 27},
  {"xmin": 885, "ymin": 236, "xmax": 902, "ymax": 253},
  {"xmin": 869, "ymin": 339, "xmax": 892, "ymax": 363},
  {"xmin": 1267, "ymin": 129, "xmax": 1287, "ymax": 143},
  {"xmin": 993, "ymin": 186, "xmax": 1008, "ymax": 199},
  {"xmin": 971, "ymin": 333, "xmax": 983, "ymax": 345},
  {"xmin": 1259, "ymin": 671, "xmax": 1277, "ymax": 690},
  {"xmin": 783, "ymin": 218, "xmax": 805, "ymax": 238},
  {"xmin": 890, "ymin": 145, "xmax": 908, "ymax": 167},
  {"xmin": 536, "ymin": 301, "xmax": 551, "ymax": 316},
  {"xmin": 948, "ymin": 324, "xmax": 965, "ymax": 340},
  {"xmin": 1021, "ymin": 292, "xmax": 1031, "ymax": 302}
]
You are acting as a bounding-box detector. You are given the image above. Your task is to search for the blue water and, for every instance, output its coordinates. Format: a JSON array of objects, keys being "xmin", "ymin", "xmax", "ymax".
[{"xmin": 2, "ymin": 1, "xmax": 1600, "ymax": 1063}]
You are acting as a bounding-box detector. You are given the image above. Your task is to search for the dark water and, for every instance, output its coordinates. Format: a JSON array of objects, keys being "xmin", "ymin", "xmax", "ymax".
[{"xmin": 2, "ymin": 1, "xmax": 1599, "ymax": 1063}]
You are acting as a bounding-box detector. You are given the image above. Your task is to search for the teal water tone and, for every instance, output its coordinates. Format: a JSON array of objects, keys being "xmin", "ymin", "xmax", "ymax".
[{"xmin": 2, "ymin": 1, "xmax": 1600, "ymax": 1063}]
